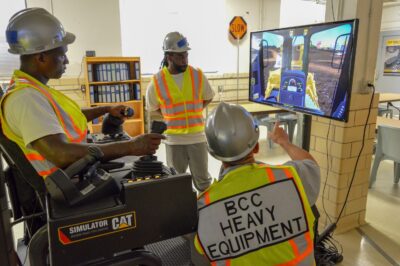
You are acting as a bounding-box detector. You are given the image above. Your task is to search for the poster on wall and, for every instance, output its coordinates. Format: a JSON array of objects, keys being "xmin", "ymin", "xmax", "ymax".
[{"xmin": 383, "ymin": 39, "xmax": 400, "ymax": 76}]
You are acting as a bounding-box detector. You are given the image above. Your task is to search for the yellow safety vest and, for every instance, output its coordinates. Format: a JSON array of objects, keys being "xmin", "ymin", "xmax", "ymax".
[
  {"xmin": 0, "ymin": 70, "xmax": 88, "ymax": 178},
  {"xmin": 153, "ymin": 66, "xmax": 204, "ymax": 134},
  {"xmin": 194, "ymin": 164, "xmax": 316, "ymax": 266}
]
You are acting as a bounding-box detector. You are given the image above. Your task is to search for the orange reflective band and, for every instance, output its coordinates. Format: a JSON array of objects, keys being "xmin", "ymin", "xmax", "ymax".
[
  {"xmin": 211, "ymin": 262, "xmax": 217, "ymax": 266},
  {"xmin": 283, "ymin": 168, "xmax": 294, "ymax": 179},
  {"xmin": 164, "ymin": 115, "xmax": 204, "ymax": 121},
  {"xmin": 68, "ymin": 114, "xmax": 86, "ymax": 136},
  {"xmin": 162, "ymin": 109, "xmax": 204, "ymax": 118},
  {"xmin": 265, "ymin": 168, "xmax": 276, "ymax": 182},
  {"xmin": 189, "ymin": 67, "xmax": 196, "ymax": 100},
  {"xmin": 204, "ymin": 192, "xmax": 211, "ymax": 205},
  {"xmin": 25, "ymin": 153, "xmax": 45, "ymax": 161},
  {"xmin": 160, "ymin": 100, "xmax": 203, "ymax": 109},
  {"xmin": 198, "ymin": 70, "xmax": 203, "ymax": 98},
  {"xmin": 225, "ymin": 259, "xmax": 231, "ymax": 266},
  {"xmin": 277, "ymin": 232, "xmax": 313, "ymax": 266},
  {"xmin": 38, "ymin": 167, "xmax": 58, "ymax": 177},
  {"xmin": 167, "ymin": 122, "xmax": 204, "ymax": 129},
  {"xmin": 153, "ymin": 76, "xmax": 167, "ymax": 106},
  {"xmin": 161, "ymin": 71, "xmax": 174, "ymax": 104},
  {"xmin": 288, "ymin": 239, "xmax": 300, "ymax": 256},
  {"xmin": 70, "ymin": 129, "xmax": 88, "ymax": 143}
]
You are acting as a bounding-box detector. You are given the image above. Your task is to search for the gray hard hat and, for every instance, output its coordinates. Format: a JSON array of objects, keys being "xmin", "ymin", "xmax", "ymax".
[
  {"xmin": 163, "ymin": 31, "xmax": 191, "ymax": 53},
  {"xmin": 205, "ymin": 102, "xmax": 259, "ymax": 162},
  {"xmin": 6, "ymin": 8, "xmax": 75, "ymax": 55}
]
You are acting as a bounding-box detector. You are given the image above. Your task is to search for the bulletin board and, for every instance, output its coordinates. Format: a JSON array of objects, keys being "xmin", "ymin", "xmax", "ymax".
[{"xmin": 375, "ymin": 30, "xmax": 400, "ymax": 92}]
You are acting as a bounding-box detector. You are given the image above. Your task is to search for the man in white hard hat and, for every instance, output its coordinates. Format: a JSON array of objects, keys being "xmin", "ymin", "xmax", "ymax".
[
  {"xmin": 146, "ymin": 32, "xmax": 215, "ymax": 192},
  {"xmin": 193, "ymin": 102, "xmax": 320, "ymax": 265},
  {"xmin": 0, "ymin": 8, "xmax": 164, "ymax": 179}
]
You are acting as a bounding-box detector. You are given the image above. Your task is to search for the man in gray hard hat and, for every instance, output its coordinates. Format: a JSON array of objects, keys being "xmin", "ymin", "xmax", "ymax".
[
  {"xmin": 0, "ymin": 8, "xmax": 164, "ymax": 178},
  {"xmin": 193, "ymin": 102, "xmax": 320, "ymax": 265},
  {"xmin": 146, "ymin": 32, "xmax": 215, "ymax": 192}
]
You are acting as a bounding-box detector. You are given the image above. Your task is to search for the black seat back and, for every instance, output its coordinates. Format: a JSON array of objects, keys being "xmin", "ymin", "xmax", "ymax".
[{"xmin": 0, "ymin": 129, "xmax": 46, "ymax": 240}]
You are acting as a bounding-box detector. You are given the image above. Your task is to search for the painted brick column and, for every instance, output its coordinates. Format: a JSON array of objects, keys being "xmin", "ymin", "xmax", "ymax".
[
  {"xmin": 311, "ymin": 0, "xmax": 383, "ymax": 233},
  {"xmin": 310, "ymin": 93, "xmax": 379, "ymax": 232}
]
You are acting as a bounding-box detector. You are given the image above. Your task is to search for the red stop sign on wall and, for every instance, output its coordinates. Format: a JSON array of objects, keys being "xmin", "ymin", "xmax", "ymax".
[{"xmin": 229, "ymin": 16, "xmax": 247, "ymax": 40}]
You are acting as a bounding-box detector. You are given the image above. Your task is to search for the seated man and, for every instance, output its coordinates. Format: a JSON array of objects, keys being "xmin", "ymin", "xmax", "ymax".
[
  {"xmin": 194, "ymin": 102, "xmax": 320, "ymax": 265},
  {"xmin": 0, "ymin": 8, "xmax": 164, "ymax": 179}
]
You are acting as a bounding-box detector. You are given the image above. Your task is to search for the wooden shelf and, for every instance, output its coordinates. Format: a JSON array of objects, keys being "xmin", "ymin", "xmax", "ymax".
[
  {"xmin": 84, "ymin": 56, "xmax": 144, "ymax": 137},
  {"xmin": 85, "ymin": 56, "xmax": 140, "ymax": 63},
  {"xmin": 90, "ymin": 100, "xmax": 142, "ymax": 106},
  {"xmin": 88, "ymin": 80, "xmax": 140, "ymax": 86}
]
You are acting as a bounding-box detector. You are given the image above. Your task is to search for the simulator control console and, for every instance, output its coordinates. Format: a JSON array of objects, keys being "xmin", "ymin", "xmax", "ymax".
[{"xmin": 44, "ymin": 121, "xmax": 197, "ymax": 265}]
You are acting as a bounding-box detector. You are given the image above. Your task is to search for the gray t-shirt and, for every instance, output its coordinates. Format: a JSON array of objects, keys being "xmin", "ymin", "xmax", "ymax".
[
  {"xmin": 219, "ymin": 159, "xmax": 320, "ymax": 205},
  {"xmin": 4, "ymin": 88, "xmax": 65, "ymax": 147}
]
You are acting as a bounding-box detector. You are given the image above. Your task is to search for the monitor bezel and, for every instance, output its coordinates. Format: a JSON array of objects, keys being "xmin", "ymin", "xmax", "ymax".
[{"xmin": 248, "ymin": 19, "xmax": 359, "ymax": 122}]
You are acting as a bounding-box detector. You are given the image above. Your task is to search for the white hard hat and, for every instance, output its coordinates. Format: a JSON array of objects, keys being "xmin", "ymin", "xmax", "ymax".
[
  {"xmin": 205, "ymin": 102, "xmax": 259, "ymax": 162},
  {"xmin": 163, "ymin": 31, "xmax": 191, "ymax": 53},
  {"xmin": 6, "ymin": 8, "xmax": 75, "ymax": 55}
]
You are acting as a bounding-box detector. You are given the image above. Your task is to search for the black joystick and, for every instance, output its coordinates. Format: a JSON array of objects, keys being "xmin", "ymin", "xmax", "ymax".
[
  {"xmin": 132, "ymin": 121, "xmax": 169, "ymax": 178},
  {"xmin": 101, "ymin": 107, "xmax": 134, "ymax": 138}
]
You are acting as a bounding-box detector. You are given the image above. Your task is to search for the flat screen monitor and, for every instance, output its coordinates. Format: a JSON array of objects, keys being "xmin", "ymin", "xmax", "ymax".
[{"xmin": 249, "ymin": 19, "xmax": 358, "ymax": 122}]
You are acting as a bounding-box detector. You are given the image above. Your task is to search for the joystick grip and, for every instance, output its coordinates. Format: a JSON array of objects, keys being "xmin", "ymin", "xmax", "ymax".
[
  {"xmin": 122, "ymin": 107, "xmax": 134, "ymax": 117},
  {"xmin": 151, "ymin": 121, "xmax": 167, "ymax": 134}
]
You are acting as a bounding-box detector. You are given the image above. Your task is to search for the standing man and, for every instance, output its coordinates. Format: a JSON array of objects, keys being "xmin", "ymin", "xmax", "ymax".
[
  {"xmin": 146, "ymin": 32, "xmax": 215, "ymax": 192},
  {"xmin": 0, "ymin": 8, "xmax": 164, "ymax": 177},
  {"xmin": 194, "ymin": 102, "xmax": 320, "ymax": 265}
]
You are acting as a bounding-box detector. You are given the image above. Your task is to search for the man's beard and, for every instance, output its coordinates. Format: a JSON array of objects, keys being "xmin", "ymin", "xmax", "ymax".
[{"xmin": 174, "ymin": 63, "xmax": 187, "ymax": 73}]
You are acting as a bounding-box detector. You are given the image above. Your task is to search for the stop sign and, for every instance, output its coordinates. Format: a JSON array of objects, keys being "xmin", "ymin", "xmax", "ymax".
[{"xmin": 229, "ymin": 16, "xmax": 247, "ymax": 40}]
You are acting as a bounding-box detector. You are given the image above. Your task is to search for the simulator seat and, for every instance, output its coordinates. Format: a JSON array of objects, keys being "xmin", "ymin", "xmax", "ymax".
[
  {"xmin": 0, "ymin": 129, "xmax": 47, "ymax": 244},
  {"xmin": 0, "ymin": 130, "xmax": 198, "ymax": 266}
]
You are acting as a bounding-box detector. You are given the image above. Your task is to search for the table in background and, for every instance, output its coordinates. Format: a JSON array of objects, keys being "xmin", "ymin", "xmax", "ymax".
[
  {"xmin": 376, "ymin": 116, "xmax": 400, "ymax": 128},
  {"xmin": 379, "ymin": 93, "xmax": 400, "ymax": 103},
  {"xmin": 206, "ymin": 101, "xmax": 288, "ymax": 116}
]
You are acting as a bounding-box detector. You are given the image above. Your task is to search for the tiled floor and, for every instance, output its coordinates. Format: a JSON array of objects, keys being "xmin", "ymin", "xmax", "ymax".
[{"xmin": 11, "ymin": 126, "xmax": 400, "ymax": 265}]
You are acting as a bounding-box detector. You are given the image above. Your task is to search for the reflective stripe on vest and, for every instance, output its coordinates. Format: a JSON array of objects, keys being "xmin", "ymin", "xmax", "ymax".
[
  {"xmin": 153, "ymin": 66, "xmax": 204, "ymax": 134},
  {"xmin": 18, "ymin": 81, "xmax": 86, "ymax": 142},
  {"xmin": 195, "ymin": 164, "xmax": 315, "ymax": 266},
  {"xmin": 0, "ymin": 70, "xmax": 88, "ymax": 178}
]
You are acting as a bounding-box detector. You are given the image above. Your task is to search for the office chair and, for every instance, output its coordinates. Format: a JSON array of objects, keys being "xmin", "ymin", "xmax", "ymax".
[
  {"xmin": 369, "ymin": 125, "xmax": 400, "ymax": 187},
  {"xmin": 254, "ymin": 113, "xmax": 298, "ymax": 148},
  {"xmin": 378, "ymin": 103, "xmax": 394, "ymax": 118}
]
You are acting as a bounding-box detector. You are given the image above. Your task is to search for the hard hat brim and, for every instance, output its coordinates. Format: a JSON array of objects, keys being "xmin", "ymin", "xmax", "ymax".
[
  {"xmin": 164, "ymin": 47, "xmax": 191, "ymax": 53},
  {"xmin": 64, "ymin": 31, "xmax": 76, "ymax": 46}
]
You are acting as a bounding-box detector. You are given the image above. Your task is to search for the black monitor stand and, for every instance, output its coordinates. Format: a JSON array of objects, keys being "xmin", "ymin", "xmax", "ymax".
[{"xmin": 302, "ymin": 114, "xmax": 312, "ymax": 151}]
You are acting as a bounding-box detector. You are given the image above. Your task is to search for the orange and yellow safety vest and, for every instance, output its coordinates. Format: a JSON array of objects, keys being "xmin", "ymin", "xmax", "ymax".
[
  {"xmin": 195, "ymin": 163, "xmax": 316, "ymax": 266},
  {"xmin": 153, "ymin": 66, "xmax": 204, "ymax": 135},
  {"xmin": 0, "ymin": 70, "xmax": 87, "ymax": 178}
]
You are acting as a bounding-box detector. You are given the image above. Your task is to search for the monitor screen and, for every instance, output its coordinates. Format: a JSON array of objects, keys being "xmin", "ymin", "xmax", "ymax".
[{"xmin": 249, "ymin": 19, "xmax": 358, "ymax": 122}]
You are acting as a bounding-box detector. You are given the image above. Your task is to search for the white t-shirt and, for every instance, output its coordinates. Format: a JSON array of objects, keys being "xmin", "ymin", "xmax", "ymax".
[
  {"xmin": 4, "ymin": 88, "xmax": 65, "ymax": 147},
  {"xmin": 146, "ymin": 70, "xmax": 215, "ymax": 145}
]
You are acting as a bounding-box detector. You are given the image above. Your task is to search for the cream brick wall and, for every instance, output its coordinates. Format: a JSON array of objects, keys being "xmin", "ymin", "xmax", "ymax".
[
  {"xmin": 142, "ymin": 73, "xmax": 250, "ymax": 104},
  {"xmin": 48, "ymin": 77, "xmax": 86, "ymax": 107},
  {"xmin": 311, "ymin": 92, "xmax": 379, "ymax": 233}
]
